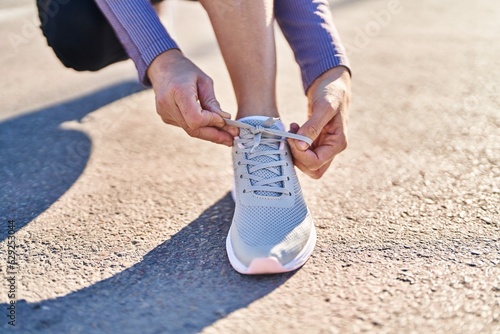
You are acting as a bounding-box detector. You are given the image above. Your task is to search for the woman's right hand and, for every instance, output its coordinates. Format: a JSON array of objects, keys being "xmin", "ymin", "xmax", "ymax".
[{"xmin": 147, "ymin": 49, "xmax": 238, "ymax": 146}]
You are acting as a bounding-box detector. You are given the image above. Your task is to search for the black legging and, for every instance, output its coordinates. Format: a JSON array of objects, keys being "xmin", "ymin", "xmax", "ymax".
[{"xmin": 37, "ymin": 0, "xmax": 129, "ymax": 71}]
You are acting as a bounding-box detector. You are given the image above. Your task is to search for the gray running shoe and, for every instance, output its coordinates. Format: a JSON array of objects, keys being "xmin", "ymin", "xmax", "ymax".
[{"xmin": 224, "ymin": 116, "xmax": 316, "ymax": 274}]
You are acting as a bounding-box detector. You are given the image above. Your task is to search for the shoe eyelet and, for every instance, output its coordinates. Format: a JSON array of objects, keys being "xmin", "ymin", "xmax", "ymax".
[
  {"xmin": 287, "ymin": 177, "xmax": 290, "ymax": 181},
  {"xmin": 237, "ymin": 161, "xmax": 241, "ymax": 165},
  {"xmin": 285, "ymin": 163, "xmax": 289, "ymax": 166},
  {"xmin": 239, "ymin": 174, "xmax": 243, "ymax": 179},
  {"xmin": 242, "ymin": 189, "xmax": 246, "ymax": 193},
  {"xmin": 288, "ymin": 192, "xmax": 292, "ymax": 196}
]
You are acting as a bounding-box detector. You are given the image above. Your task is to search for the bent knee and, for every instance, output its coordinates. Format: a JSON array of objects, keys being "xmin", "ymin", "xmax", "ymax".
[{"xmin": 37, "ymin": 0, "xmax": 127, "ymax": 71}]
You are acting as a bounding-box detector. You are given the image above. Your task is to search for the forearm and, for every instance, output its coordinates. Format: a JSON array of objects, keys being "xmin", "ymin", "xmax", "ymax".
[
  {"xmin": 274, "ymin": 0, "xmax": 350, "ymax": 92},
  {"xmin": 95, "ymin": 0, "xmax": 179, "ymax": 86}
]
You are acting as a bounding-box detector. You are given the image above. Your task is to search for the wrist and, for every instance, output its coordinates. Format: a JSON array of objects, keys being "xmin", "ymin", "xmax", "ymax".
[
  {"xmin": 306, "ymin": 66, "xmax": 351, "ymax": 100},
  {"xmin": 147, "ymin": 49, "xmax": 183, "ymax": 87}
]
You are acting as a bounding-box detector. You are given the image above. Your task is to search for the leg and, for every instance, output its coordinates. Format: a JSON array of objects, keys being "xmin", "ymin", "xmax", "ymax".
[
  {"xmin": 200, "ymin": 0, "xmax": 314, "ymax": 276},
  {"xmin": 37, "ymin": 0, "xmax": 128, "ymax": 71},
  {"xmin": 198, "ymin": 0, "xmax": 278, "ymax": 119}
]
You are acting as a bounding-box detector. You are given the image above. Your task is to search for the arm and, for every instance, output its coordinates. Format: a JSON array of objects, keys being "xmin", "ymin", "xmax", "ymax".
[
  {"xmin": 275, "ymin": 0, "xmax": 352, "ymax": 178},
  {"xmin": 274, "ymin": 0, "xmax": 350, "ymax": 92},
  {"xmin": 95, "ymin": 0, "xmax": 238, "ymax": 145},
  {"xmin": 94, "ymin": 0, "xmax": 178, "ymax": 86}
]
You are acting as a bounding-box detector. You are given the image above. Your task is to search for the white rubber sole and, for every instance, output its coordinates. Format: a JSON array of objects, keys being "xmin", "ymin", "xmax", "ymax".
[{"xmin": 226, "ymin": 224, "xmax": 317, "ymax": 275}]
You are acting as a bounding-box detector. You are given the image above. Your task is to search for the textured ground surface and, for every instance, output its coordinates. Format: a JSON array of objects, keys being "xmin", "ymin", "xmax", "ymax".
[{"xmin": 0, "ymin": 0, "xmax": 499, "ymax": 333}]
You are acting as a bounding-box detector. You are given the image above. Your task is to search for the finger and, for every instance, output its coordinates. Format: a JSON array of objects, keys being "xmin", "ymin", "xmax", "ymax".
[
  {"xmin": 289, "ymin": 122, "xmax": 311, "ymax": 151},
  {"xmin": 289, "ymin": 122, "xmax": 300, "ymax": 134},
  {"xmin": 186, "ymin": 126, "xmax": 235, "ymax": 147},
  {"xmin": 294, "ymin": 102, "xmax": 335, "ymax": 149},
  {"xmin": 221, "ymin": 123, "xmax": 240, "ymax": 137},
  {"xmin": 167, "ymin": 106, "xmax": 236, "ymax": 143},
  {"xmin": 172, "ymin": 85, "xmax": 227, "ymax": 130},
  {"xmin": 156, "ymin": 97, "xmax": 184, "ymax": 127},
  {"xmin": 288, "ymin": 142, "xmax": 331, "ymax": 171},
  {"xmin": 199, "ymin": 108, "xmax": 233, "ymax": 129},
  {"xmin": 288, "ymin": 137, "xmax": 344, "ymax": 172},
  {"xmin": 197, "ymin": 76, "xmax": 231, "ymax": 119},
  {"xmin": 197, "ymin": 78, "xmax": 239, "ymax": 136},
  {"xmin": 293, "ymin": 157, "xmax": 332, "ymax": 179}
]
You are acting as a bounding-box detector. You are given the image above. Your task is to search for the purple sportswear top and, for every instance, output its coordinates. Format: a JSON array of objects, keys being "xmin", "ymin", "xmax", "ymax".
[{"xmin": 95, "ymin": 0, "xmax": 350, "ymax": 92}]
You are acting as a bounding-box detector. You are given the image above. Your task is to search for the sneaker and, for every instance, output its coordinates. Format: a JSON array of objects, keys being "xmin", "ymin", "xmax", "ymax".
[{"xmin": 224, "ymin": 116, "xmax": 316, "ymax": 274}]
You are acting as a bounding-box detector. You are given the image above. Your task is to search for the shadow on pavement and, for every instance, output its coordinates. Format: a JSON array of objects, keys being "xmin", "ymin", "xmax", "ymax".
[
  {"xmin": 0, "ymin": 81, "xmax": 144, "ymax": 241},
  {"xmin": 5, "ymin": 193, "xmax": 294, "ymax": 333}
]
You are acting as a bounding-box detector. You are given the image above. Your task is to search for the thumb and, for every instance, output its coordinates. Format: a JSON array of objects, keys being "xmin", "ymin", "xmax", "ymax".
[
  {"xmin": 197, "ymin": 77, "xmax": 231, "ymax": 119},
  {"xmin": 295, "ymin": 112, "xmax": 329, "ymax": 150}
]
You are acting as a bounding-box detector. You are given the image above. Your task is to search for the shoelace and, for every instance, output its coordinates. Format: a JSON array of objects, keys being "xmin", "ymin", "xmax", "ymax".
[{"xmin": 224, "ymin": 118, "xmax": 313, "ymax": 195}]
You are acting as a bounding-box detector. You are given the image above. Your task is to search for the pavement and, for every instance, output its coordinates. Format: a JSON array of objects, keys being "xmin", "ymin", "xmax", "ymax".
[{"xmin": 0, "ymin": 0, "xmax": 499, "ymax": 333}]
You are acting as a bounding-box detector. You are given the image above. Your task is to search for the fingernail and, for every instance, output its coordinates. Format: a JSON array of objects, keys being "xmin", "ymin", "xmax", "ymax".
[{"xmin": 297, "ymin": 140, "xmax": 309, "ymax": 150}]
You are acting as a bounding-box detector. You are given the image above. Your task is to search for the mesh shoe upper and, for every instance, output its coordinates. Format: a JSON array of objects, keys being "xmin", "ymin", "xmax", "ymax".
[{"xmin": 226, "ymin": 116, "xmax": 314, "ymax": 267}]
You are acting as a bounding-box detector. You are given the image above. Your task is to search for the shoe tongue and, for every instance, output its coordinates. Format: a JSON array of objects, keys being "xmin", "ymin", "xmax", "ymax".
[{"xmin": 238, "ymin": 117, "xmax": 284, "ymax": 197}]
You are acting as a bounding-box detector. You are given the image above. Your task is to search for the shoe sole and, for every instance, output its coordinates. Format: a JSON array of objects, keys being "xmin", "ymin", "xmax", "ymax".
[{"xmin": 226, "ymin": 224, "xmax": 317, "ymax": 275}]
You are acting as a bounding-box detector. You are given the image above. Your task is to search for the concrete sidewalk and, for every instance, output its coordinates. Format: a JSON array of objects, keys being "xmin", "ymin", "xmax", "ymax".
[{"xmin": 0, "ymin": 0, "xmax": 498, "ymax": 333}]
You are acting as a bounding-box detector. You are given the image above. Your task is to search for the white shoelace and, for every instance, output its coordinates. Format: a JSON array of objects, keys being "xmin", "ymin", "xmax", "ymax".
[{"xmin": 224, "ymin": 118, "xmax": 312, "ymax": 195}]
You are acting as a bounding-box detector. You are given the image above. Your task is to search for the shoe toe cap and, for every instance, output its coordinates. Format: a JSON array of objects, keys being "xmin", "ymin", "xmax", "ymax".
[{"xmin": 228, "ymin": 216, "xmax": 312, "ymax": 267}]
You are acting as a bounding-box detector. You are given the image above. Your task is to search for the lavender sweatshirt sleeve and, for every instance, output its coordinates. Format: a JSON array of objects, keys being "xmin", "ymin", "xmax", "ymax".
[
  {"xmin": 95, "ymin": 0, "xmax": 349, "ymax": 92},
  {"xmin": 275, "ymin": 0, "xmax": 350, "ymax": 92},
  {"xmin": 94, "ymin": 0, "xmax": 178, "ymax": 86}
]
